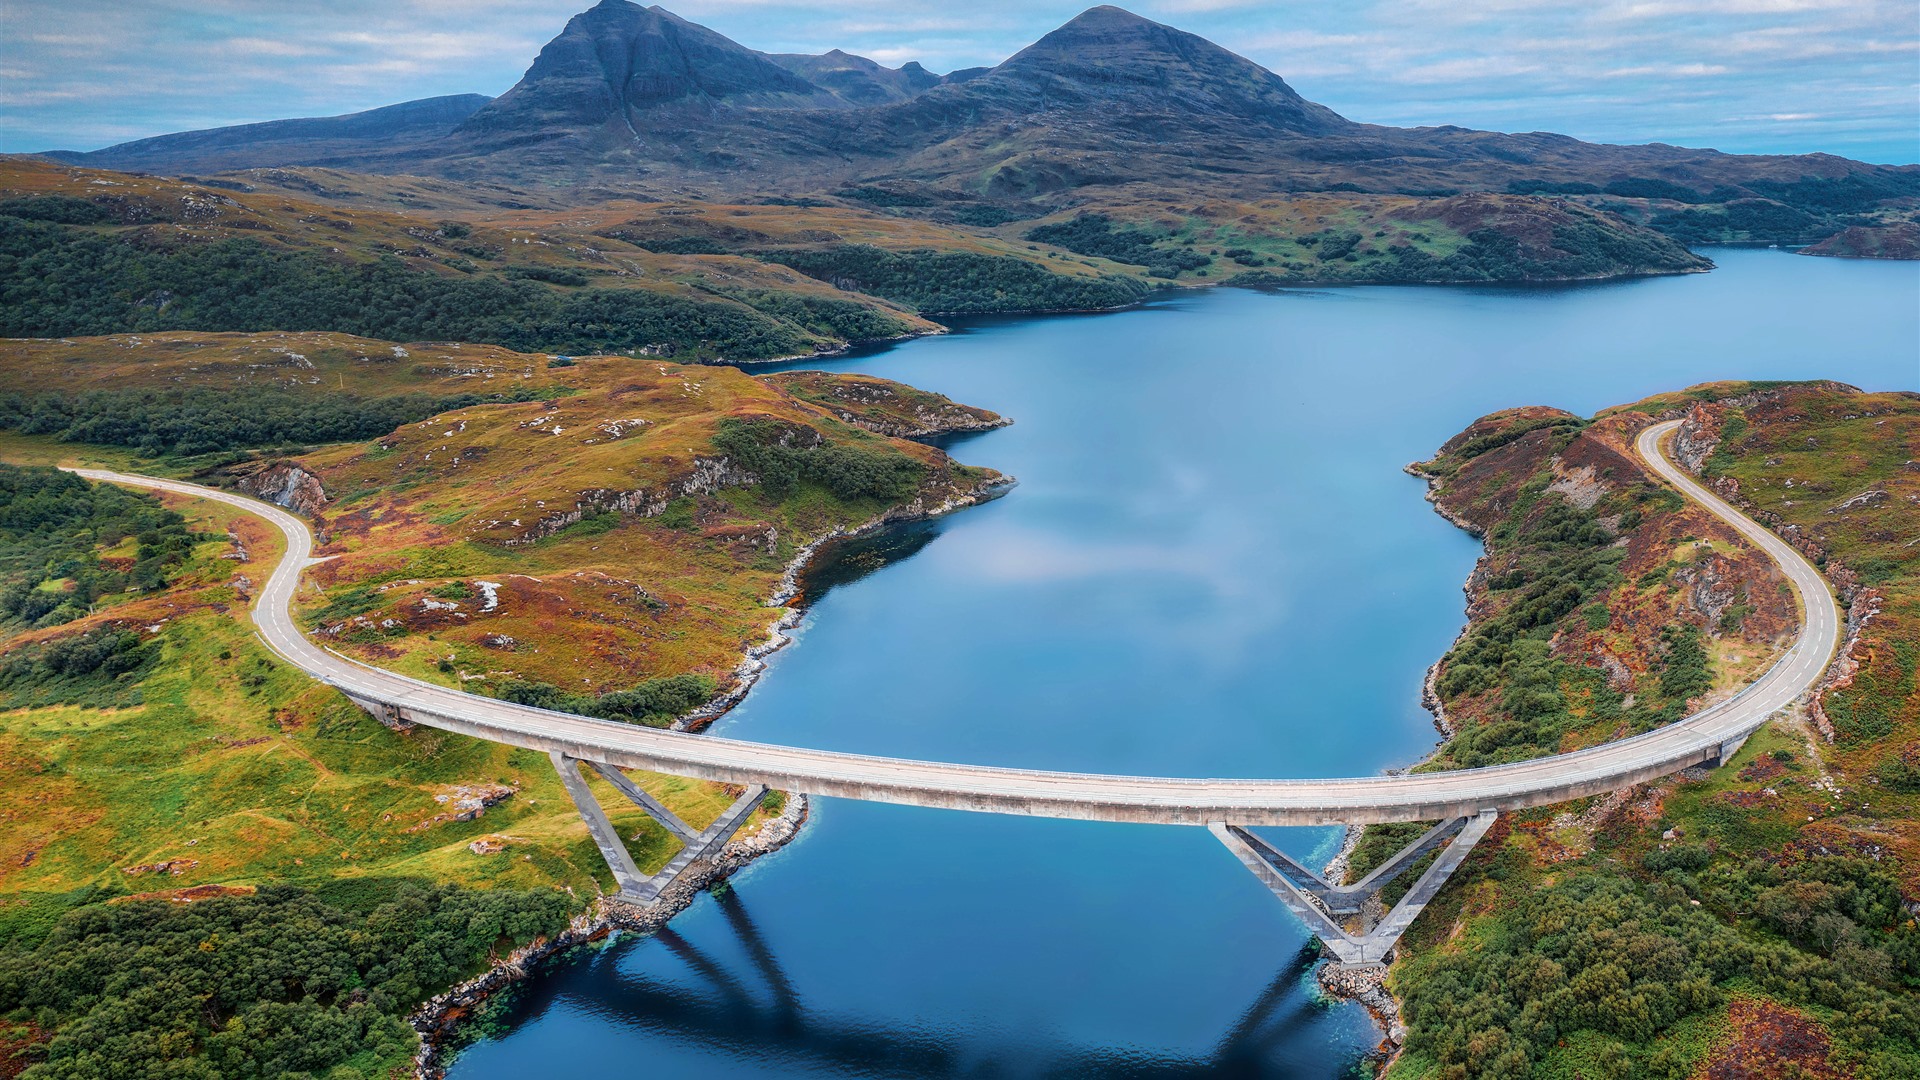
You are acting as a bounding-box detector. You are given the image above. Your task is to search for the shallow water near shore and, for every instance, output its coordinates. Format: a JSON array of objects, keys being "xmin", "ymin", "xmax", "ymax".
[{"xmin": 447, "ymin": 249, "xmax": 1919, "ymax": 1078}]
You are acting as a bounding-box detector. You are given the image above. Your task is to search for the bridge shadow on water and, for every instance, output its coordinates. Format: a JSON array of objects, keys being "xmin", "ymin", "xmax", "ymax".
[{"xmin": 480, "ymin": 886, "xmax": 1361, "ymax": 1079}]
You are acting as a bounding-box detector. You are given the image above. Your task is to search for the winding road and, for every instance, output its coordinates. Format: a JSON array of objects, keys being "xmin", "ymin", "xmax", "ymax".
[{"xmin": 70, "ymin": 418, "xmax": 1839, "ymax": 827}]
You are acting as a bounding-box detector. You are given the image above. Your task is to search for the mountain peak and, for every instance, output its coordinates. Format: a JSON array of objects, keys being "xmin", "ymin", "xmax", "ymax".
[
  {"xmin": 1059, "ymin": 5, "xmax": 1157, "ymax": 29},
  {"xmin": 985, "ymin": 5, "xmax": 1349, "ymax": 133},
  {"xmin": 457, "ymin": 2, "xmax": 821, "ymax": 140}
]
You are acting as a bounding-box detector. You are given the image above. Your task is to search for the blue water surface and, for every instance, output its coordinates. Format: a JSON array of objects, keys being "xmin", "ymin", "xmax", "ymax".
[{"xmin": 449, "ymin": 249, "xmax": 1919, "ymax": 1078}]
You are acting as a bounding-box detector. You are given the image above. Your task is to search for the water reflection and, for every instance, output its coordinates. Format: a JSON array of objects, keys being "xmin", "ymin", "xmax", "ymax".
[
  {"xmin": 506, "ymin": 885, "xmax": 1359, "ymax": 1079},
  {"xmin": 798, "ymin": 519, "xmax": 944, "ymax": 601}
]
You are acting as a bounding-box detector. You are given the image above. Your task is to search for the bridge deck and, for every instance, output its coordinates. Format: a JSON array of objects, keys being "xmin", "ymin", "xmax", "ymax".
[{"xmin": 73, "ymin": 419, "xmax": 1839, "ymax": 827}]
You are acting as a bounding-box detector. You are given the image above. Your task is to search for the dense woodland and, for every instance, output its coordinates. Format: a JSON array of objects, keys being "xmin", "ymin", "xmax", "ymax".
[
  {"xmin": 0, "ymin": 385, "xmax": 544, "ymax": 457},
  {"xmin": 1400, "ymin": 853, "xmax": 1920, "ymax": 1077},
  {"xmin": 0, "ymin": 465, "xmax": 192, "ymax": 630},
  {"xmin": 1023, "ymin": 214, "xmax": 1214, "ymax": 277},
  {"xmin": 0, "ymin": 884, "xmax": 575, "ymax": 1079},
  {"xmin": 709, "ymin": 417, "xmax": 930, "ymax": 503},
  {"xmin": 0, "ymin": 213, "xmax": 910, "ymax": 361},
  {"xmin": 756, "ymin": 244, "xmax": 1151, "ymax": 312}
]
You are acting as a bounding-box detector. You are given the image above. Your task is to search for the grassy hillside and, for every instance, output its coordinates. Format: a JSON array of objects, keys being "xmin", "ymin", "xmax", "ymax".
[
  {"xmin": 1018, "ymin": 193, "xmax": 1710, "ymax": 284},
  {"xmin": 1379, "ymin": 383, "xmax": 1920, "ymax": 1080},
  {"xmin": 0, "ymin": 160, "xmax": 1150, "ymax": 361},
  {"xmin": 271, "ymin": 355, "xmax": 1004, "ymax": 700},
  {"xmin": 1407, "ymin": 393, "xmax": 1798, "ymax": 769},
  {"xmin": 0, "ymin": 333, "xmax": 1011, "ymax": 1076}
]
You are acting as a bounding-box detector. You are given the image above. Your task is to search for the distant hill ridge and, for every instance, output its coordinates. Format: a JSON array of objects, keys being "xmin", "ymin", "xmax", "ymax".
[
  {"xmin": 38, "ymin": 2, "xmax": 1920, "ymax": 227},
  {"xmin": 43, "ymin": 95, "xmax": 493, "ymax": 174}
]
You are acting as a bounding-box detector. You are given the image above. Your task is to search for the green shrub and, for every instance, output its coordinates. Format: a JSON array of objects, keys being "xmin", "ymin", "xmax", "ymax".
[
  {"xmin": 711, "ymin": 418, "xmax": 926, "ymax": 503},
  {"xmin": 1023, "ymin": 214, "xmax": 1210, "ymax": 273},
  {"xmin": 493, "ymin": 673, "xmax": 716, "ymax": 727}
]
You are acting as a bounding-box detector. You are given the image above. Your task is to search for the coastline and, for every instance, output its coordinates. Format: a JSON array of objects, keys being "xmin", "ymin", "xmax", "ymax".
[
  {"xmin": 396, "ymin": 338, "xmax": 1804, "ymax": 1080},
  {"xmin": 1337, "ymin": 396, "xmax": 1847, "ymax": 1077},
  {"xmin": 411, "ymin": 467, "xmax": 1014, "ymax": 1074},
  {"xmin": 409, "ymin": 790, "xmax": 811, "ymax": 1079},
  {"xmin": 1312, "ymin": 460, "xmax": 1481, "ymax": 1071},
  {"xmin": 675, "ymin": 472, "xmax": 1015, "ymax": 732},
  {"xmin": 727, "ymin": 257, "xmax": 1721, "ymax": 374}
]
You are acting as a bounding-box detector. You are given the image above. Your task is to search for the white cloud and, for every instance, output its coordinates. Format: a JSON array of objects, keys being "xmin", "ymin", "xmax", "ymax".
[
  {"xmin": 0, "ymin": 0, "xmax": 1911, "ymax": 161},
  {"xmin": 1602, "ymin": 62, "xmax": 1732, "ymax": 76}
]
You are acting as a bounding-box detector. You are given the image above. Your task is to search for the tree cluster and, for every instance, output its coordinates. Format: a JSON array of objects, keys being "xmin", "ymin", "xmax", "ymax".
[
  {"xmin": 0, "ymin": 883, "xmax": 575, "ymax": 1079},
  {"xmin": 492, "ymin": 672, "xmax": 717, "ymax": 728},
  {"xmin": 710, "ymin": 417, "xmax": 928, "ymax": 504},
  {"xmin": 758, "ymin": 244, "xmax": 1150, "ymax": 313},
  {"xmin": 0, "ymin": 465, "xmax": 192, "ymax": 630},
  {"xmin": 0, "ymin": 386, "xmax": 538, "ymax": 457},
  {"xmin": 1023, "ymin": 214, "xmax": 1211, "ymax": 278},
  {"xmin": 1401, "ymin": 855, "xmax": 1920, "ymax": 1079}
]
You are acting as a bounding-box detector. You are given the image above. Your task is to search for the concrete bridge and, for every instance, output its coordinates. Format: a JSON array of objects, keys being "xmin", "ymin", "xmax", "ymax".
[{"xmin": 73, "ymin": 419, "xmax": 1839, "ymax": 963}]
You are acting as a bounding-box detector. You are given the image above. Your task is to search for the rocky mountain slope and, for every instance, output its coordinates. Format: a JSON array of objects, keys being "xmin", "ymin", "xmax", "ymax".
[
  {"xmin": 43, "ymin": 94, "xmax": 492, "ymax": 176},
  {"xmin": 41, "ymin": 4, "xmax": 1919, "ymax": 248}
]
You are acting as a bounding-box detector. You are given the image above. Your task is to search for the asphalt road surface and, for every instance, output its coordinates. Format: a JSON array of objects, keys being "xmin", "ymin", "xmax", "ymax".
[{"xmin": 69, "ymin": 418, "xmax": 1838, "ymax": 827}]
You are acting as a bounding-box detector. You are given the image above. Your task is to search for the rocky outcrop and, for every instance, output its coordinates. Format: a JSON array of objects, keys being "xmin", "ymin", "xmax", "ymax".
[
  {"xmin": 763, "ymin": 371, "xmax": 1012, "ymax": 439},
  {"xmin": 1318, "ymin": 962, "xmax": 1403, "ymax": 1056},
  {"xmin": 1671, "ymin": 402, "xmax": 1722, "ymax": 472},
  {"xmin": 233, "ymin": 461, "xmax": 328, "ymax": 513},
  {"xmin": 490, "ymin": 456, "xmax": 762, "ymax": 545},
  {"xmin": 1811, "ymin": 584, "xmax": 1884, "ymax": 741}
]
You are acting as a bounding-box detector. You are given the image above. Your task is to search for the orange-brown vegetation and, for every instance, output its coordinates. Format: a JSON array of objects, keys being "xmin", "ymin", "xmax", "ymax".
[
  {"xmin": 1696, "ymin": 998, "xmax": 1848, "ymax": 1080},
  {"xmin": 271, "ymin": 355, "xmax": 1004, "ymax": 696}
]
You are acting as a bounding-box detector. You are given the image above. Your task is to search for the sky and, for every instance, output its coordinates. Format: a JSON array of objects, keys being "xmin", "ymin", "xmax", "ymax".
[{"xmin": 2, "ymin": 0, "xmax": 1916, "ymax": 163}]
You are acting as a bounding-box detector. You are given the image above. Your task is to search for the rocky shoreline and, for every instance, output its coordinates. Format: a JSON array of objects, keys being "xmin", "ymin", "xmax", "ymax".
[
  {"xmin": 676, "ymin": 472, "xmax": 1015, "ymax": 732},
  {"xmin": 409, "ymin": 790, "xmax": 810, "ymax": 1078}
]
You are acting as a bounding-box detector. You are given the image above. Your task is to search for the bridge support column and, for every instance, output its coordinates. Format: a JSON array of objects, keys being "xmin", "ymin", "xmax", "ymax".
[
  {"xmin": 1714, "ymin": 730, "xmax": 1754, "ymax": 768},
  {"xmin": 549, "ymin": 752, "xmax": 768, "ymax": 906},
  {"xmin": 343, "ymin": 694, "xmax": 414, "ymax": 732},
  {"xmin": 1211, "ymin": 810, "xmax": 1498, "ymax": 965}
]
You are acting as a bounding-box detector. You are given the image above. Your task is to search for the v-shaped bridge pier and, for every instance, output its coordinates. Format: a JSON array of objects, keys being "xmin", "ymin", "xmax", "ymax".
[
  {"xmin": 550, "ymin": 751, "xmax": 768, "ymax": 906},
  {"xmin": 1210, "ymin": 811, "xmax": 1500, "ymax": 964}
]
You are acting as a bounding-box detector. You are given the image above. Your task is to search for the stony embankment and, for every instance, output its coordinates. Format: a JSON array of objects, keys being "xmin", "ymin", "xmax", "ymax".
[{"xmin": 410, "ymin": 791, "xmax": 810, "ymax": 1078}]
